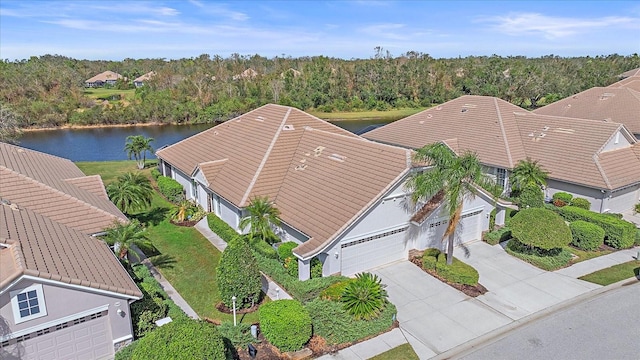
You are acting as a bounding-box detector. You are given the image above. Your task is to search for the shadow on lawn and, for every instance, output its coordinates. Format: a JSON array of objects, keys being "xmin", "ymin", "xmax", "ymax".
[
  {"xmin": 132, "ymin": 206, "xmax": 170, "ymax": 226},
  {"xmin": 149, "ymin": 254, "xmax": 177, "ymax": 270}
]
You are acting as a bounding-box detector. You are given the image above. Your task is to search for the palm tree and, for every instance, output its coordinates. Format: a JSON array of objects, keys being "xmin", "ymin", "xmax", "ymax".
[
  {"xmin": 106, "ymin": 172, "xmax": 153, "ymax": 214},
  {"xmin": 406, "ymin": 143, "xmax": 485, "ymax": 265},
  {"xmin": 239, "ymin": 196, "xmax": 281, "ymax": 242},
  {"xmin": 510, "ymin": 158, "xmax": 548, "ymax": 191},
  {"xmin": 124, "ymin": 135, "xmax": 154, "ymax": 170},
  {"xmin": 103, "ymin": 220, "xmax": 152, "ymax": 263}
]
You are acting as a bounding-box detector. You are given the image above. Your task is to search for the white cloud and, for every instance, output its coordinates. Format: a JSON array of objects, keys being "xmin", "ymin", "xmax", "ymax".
[
  {"xmin": 359, "ymin": 23, "xmax": 407, "ymax": 40},
  {"xmin": 482, "ymin": 12, "xmax": 639, "ymax": 39}
]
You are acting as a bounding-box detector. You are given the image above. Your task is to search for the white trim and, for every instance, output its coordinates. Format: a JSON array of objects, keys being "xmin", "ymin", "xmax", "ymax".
[
  {"xmin": 340, "ymin": 224, "xmax": 409, "ymax": 244},
  {"xmin": 112, "ymin": 334, "xmax": 133, "ymax": 345},
  {"xmin": 0, "ymin": 275, "xmax": 141, "ymax": 300},
  {"xmin": 10, "ymin": 284, "xmax": 47, "ymax": 325},
  {"xmin": 1, "ymin": 304, "xmax": 109, "ymax": 341}
]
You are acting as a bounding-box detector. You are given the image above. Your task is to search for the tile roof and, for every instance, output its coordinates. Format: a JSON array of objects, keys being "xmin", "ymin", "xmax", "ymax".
[
  {"xmin": 0, "ymin": 203, "xmax": 141, "ymax": 298},
  {"xmin": 533, "ymin": 87, "xmax": 640, "ymax": 135},
  {"xmin": 85, "ymin": 70, "xmax": 123, "ymax": 83},
  {"xmin": 620, "ymin": 67, "xmax": 640, "ymax": 78},
  {"xmin": 608, "ymin": 77, "xmax": 640, "ymax": 92},
  {"xmin": 157, "ymin": 104, "xmax": 411, "ymax": 258},
  {"xmin": 0, "ymin": 143, "xmax": 127, "ymax": 234},
  {"xmin": 133, "ymin": 71, "xmax": 155, "ymax": 83}
]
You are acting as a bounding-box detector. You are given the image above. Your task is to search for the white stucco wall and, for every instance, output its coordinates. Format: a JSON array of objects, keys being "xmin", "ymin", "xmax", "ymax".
[
  {"xmin": 546, "ymin": 179, "xmax": 606, "ymax": 212},
  {"xmin": 601, "ymin": 130, "xmax": 632, "ymax": 152},
  {"xmin": 219, "ymin": 196, "xmax": 241, "ymax": 231}
]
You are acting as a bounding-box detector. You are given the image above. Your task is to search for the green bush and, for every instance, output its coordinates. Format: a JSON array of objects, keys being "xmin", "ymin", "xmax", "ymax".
[
  {"xmin": 570, "ymin": 221, "xmax": 605, "ymax": 251},
  {"xmin": 489, "ymin": 208, "xmax": 496, "ymax": 230},
  {"xmin": 305, "ymin": 299, "xmax": 397, "ymax": 345},
  {"xmin": 132, "ymin": 320, "xmax": 226, "ymax": 360},
  {"xmin": 207, "ymin": 214, "xmax": 241, "ymax": 242},
  {"xmin": 636, "ymin": 229, "xmax": 640, "ymax": 246},
  {"xmin": 558, "ymin": 206, "xmax": 636, "ymax": 249},
  {"xmin": 506, "ymin": 239, "xmax": 573, "ymax": 271},
  {"xmin": 319, "ymin": 279, "xmax": 355, "ymax": 301},
  {"xmin": 571, "ymin": 197, "xmax": 591, "ymax": 210},
  {"xmin": 342, "ymin": 273, "xmax": 388, "ymax": 320},
  {"xmin": 217, "ymin": 238, "xmax": 262, "ymax": 309},
  {"xmin": 115, "ymin": 340, "xmax": 139, "ymax": 360},
  {"xmin": 249, "ymin": 237, "xmax": 278, "ymax": 259},
  {"xmin": 421, "ymin": 249, "xmax": 479, "ymax": 285},
  {"xmin": 517, "ymin": 184, "xmax": 544, "ymax": 209},
  {"xmin": 510, "ymin": 208, "xmax": 572, "ymax": 250},
  {"xmin": 259, "ymin": 300, "xmax": 312, "ymax": 352},
  {"xmin": 217, "ymin": 322, "xmax": 254, "ymax": 348},
  {"xmin": 277, "ymin": 242, "xmax": 298, "ymax": 261},
  {"xmin": 156, "ymin": 176, "xmax": 185, "ymax": 203},
  {"xmin": 635, "ymin": 203, "xmax": 640, "ymax": 214},
  {"xmin": 484, "ymin": 227, "xmax": 512, "ymax": 245},
  {"xmin": 150, "ymin": 168, "xmax": 161, "ymax": 180},
  {"xmin": 552, "ymin": 192, "xmax": 573, "ymax": 203}
]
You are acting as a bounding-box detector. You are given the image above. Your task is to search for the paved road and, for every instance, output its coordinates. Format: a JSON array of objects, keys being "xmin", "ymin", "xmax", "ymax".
[{"xmin": 459, "ymin": 282, "xmax": 640, "ymax": 360}]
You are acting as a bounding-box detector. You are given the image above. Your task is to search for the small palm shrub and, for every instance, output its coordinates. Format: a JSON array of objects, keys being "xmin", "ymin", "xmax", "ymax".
[
  {"xmin": 216, "ymin": 238, "xmax": 262, "ymax": 309},
  {"xmin": 341, "ymin": 273, "xmax": 388, "ymax": 320},
  {"xmin": 571, "ymin": 197, "xmax": 591, "ymax": 210},
  {"xmin": 570, "ymin": 221, "xmax": 605, "ymax": 251},
  {"xmin": 259, "ymin": 300, "xmax": 312, "ymax": 352},
  {"xmin": 168, "ymin": 200, "xmax": 196, "ymax": 223},
  {"xmin": 510, "ymin": 208, "xmax": 572, "ymax": 250}
]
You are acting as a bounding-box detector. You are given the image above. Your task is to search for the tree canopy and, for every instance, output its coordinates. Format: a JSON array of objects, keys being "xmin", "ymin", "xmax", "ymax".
[{"xmin": 239, "ymin": 196, "xmax": 281, "ymax": 243}]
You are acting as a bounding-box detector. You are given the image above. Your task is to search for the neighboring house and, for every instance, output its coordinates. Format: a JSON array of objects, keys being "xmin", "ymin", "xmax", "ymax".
[
  {"xmin": 533, "ymin": 86, "xmax": 640, "ymax": 139},
  {"xmin": 85, "ymin": 71, "xmax": 123, "ymax": 88},
  {"xmin": 0, "ymin": 143, "xmax": 141, "ymax": 359},
  {"xmin": 156, "ymin": 104, "xmax": 495, "ymax": 279},
  {"xmin": 232, "ymin": 68, "xmax": 258, "ymax": 80},
  {"xmin": 133, "ymin": 71, "xmax": 155, "ymax": 88},
  {"xmin": 364, "ymin": 95, "xmax": 640, "ymax": 213}
]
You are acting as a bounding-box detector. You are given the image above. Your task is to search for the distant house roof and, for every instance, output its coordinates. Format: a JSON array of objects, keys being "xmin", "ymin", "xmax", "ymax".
[
  {"xmin": 157, "ymin": 104, "xmax": 412, "ymax": 258},
  {"xmin": 608, "ymin": 74, "xmax": 640, "ymax": 92},
  {"xmin": 364, "ymin": 95, "xmax": 640, "ymax": 191},
  {"xmin": 0, "ymin": 142, "xmax": 127, "ymax": 234},
  {"xmin": 85, "ymin": 70, "xmax": 123, "ymax": 84},
  {"xmin": 133, "ymin": 71, "xmax": 155, "ymax": 83},
  {"xmin": 0, "ymin": 203, "xmax": 142, "ymax": 298},
  {"xmin": 533, "ymin": 87, "xmax": 640, "ymax": 135},
  {"xmin": 232, "ymin": 68, "xmax": 258, "ymax": 80}
]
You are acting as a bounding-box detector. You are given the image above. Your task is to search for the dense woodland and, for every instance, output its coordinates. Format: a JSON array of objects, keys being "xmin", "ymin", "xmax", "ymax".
[{"xmin": 0, "ymin": 51, "xmax": 638, "ymax": 128}]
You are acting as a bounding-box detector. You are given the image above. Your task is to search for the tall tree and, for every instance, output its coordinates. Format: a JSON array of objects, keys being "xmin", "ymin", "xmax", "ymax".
[
  {"xmin": 510, "ymin": 158, "xmax": 548, "ymax": 191},
  {"xmin": 103, "ymin": 220, "xmax": 152, "ymax": 262},
  {"xmin": 106, "ymin": 172, "xmax": 153, "ymax": 214},
  {"xmin": 406, "ymin": 143, "xmax": 486, "ymax": 265},
  {"xmin": 0, "ymin": 104, "xmax": 22, "ymax": 143},
  {"xmin": 239, "ymin": 196, "xmax": 281, "ymax": 242},
  {"xmin": 124, "ymin": 135, "xmax": 154, "ymax": 169}
]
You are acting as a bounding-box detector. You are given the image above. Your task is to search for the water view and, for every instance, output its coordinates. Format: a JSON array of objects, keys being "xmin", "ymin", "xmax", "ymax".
[{"xmin": 18, "ymin": 119, "xmax": 393, "ymax": 162}]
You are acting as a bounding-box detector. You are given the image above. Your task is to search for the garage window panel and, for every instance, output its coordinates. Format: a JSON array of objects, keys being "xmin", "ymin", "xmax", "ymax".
[{"xmin": 10, "ymin": 284, "xmax": 48, "ymax": 324}]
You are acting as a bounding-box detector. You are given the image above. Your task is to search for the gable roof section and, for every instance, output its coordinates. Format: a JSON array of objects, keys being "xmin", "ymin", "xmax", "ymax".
[
  {"xmin": 533, "ymin": 87, "xmax": 640, "ymax": 135},
  {"xmin": 0, "ymin": 204, "xmax": 141, "ymax": 298},
  {"xmin": 620, "ymin": 67, "xmax": 640, "ymax": 78},
  {"xmin": 363, "ymin": 95, "xmax": 527, "ymax": 169},
  {"xmin": 133, "ymin": 71, "xmax": 155, "ymax": 83},
  {"xmin": 157, "ymin": 104, "xmax": 358, "ymax": 207},
  {"xmin": 608, "ymin": 76, "xmax": 640, "ymax": 92},
  {"xmin": 0, "ymin": 143, "xmax": 127, "ymax": 234},
  {"xmin": 85, "ymin": 70, "xmax": 123, "ymax": 83}
]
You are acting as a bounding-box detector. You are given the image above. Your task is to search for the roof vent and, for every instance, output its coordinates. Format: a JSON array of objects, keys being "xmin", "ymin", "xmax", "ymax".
[
  {"xmin": 328, "ymin": 153, "xmax": 346, "ymax": 162},
  {"xmin": 461, "ymin": 108, "xmax": 468, "ymax": 113},
  {"xmin": 600, "ymin": 93, "xmax": 615, "ymax": 100},
  {"xmin": 283, "ymin": 124, "xmax": 295, "ymax": 131},
  {"xmin": 542, "ymin": 126, "xmax": 549, "ymax": 131},
  {"xmin": 255, "ymin": 116, "xmax": 265, "ymax": 122},
  {"xmin": 539, "ymin": 133, "xmax": 546, "ymax": 138},
  {"xmin": 313, "ymin": 146, "xmax": 325, "ymax": 157},
  {"xmin": 0, "ymin": 199, "xmax": 11, "ymax": 206},
  {"xmin": 419, "ymin": 120, "xmax": 425, "ymax": 124},
  {"xmin": 528, "ymin": 132, "xmax": 535, "ymax": 137},
  {"xmin": 295, "ymin": 164, "xmax": 307, "ymax": 171},
  {"xmin": 426, "ymin": 114, "xmax": 433, "ymax": 118},
  {"xmin": 463, "ymin": 104, "xmax": 477, "ymax": 108},
  {"xmin": 436, "ymin": 106, "xmax": 442, "ymax": 111},
  {"xmin": 213, "ymin": 131, "xmax": 219, "ymax": 135}
]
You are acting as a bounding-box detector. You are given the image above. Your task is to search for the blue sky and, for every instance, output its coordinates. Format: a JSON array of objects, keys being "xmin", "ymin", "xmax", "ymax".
[{"xmin": 1, "ymin": 1, "xmax": 639, "ymax": 61}]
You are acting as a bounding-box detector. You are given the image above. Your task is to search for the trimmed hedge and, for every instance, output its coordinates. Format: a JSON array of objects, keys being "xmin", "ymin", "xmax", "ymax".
[
  {"xmin": 421, "ymin": 249, "xmax": 479, "ymax": 286},
  {"xmin": 259, "ymin": 300, "xmax": 312, "ymax": 352},
  {"xmin": 517, "ymin": 184, "xmax": 544, "ymax": 209},
  {"xmin": 506, "ymin": 239, "xmax": 573, "ymax": 271},
  {"xmin": 510, "ymin": 208, "xmax": 572, "ymax": 250},
  {"xmin": 571, "ymin": 197, "xmax": 591, "ymax": 210},
  {"xmin": 131, "ymin": 320, "xmax": 226, "ymax": 360},
  {"xmin": 552, "ymin": 192, "xmax": 573, "ymax": 203},
  {"xmin": 217, "ymin": 238, "xmax": 262, "ymax": 309},
  {"xmin": 558, "ymin": 206, "xmax": 636, "ymax": 249},
  {"xmin": 150, "ymin": 168, "xmax": 161, "ymax": 180},
  {"xmin": 305, "ymin": 299, "xmax": 397, "ymax": 345},
  {"xmin": 483, "ymin": 227, "xmax": 512, "ymax": 245},
  {"xmin": 570, "ymin": 220, "xmax": 605, "ymax": 251},
  {"xmin": 250, "ymin": 237, "xmax": 278, "ymax": 259},
  {"xmin": 207, "ymin": 214, "xmax": 241, "ymax": 243},
  {"xmin": 115, "ymin": 340, "xmax": 139, "ymax": 360},
  {"xmin": 156, "ymin": 176, "xmax": 185, "ymax": 203}
]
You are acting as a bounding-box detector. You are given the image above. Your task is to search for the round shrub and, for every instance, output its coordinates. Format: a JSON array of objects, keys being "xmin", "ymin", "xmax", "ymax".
[
  {"xmin": 277, "ymin": 241, "xmax": 298, "ymax": 261},
  {"xmin": 570, "ymin": 220, "xmax": 605, "ymax": 251},
  {"xmin": 342, "ymin": 273, "xmax": 388, "ymax": 320},
  {"xmin": 571, "ymin": 197, "xmax": 591, "ymax": 210},
  {"xmin": 217, "ymin": 238, "xmax": 262, "ymax": 309},
  {"xmin": 552, "ymin": 192, "xmax": 572, "ymax": 207},
  {"xmin": 132, "ymin": 320, "xmax": 226, "ymax": 360},
  {"xmin": 259, "ymin": 299, "xmax": 312, "ymax": 352},
  {"xmin": 510, "ymin": 208, "xmax": 572, "ymax": 250},
  {"xmin": 517, "ymin": 184, "xmax": 544, "ymax": 209}
]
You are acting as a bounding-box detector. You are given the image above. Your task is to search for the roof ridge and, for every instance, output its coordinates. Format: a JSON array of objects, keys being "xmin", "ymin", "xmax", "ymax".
[
  {"xmin": 592, "ymin": 154, "xmax": 612, "ymax": 189},
  {"xmin": 2, "ymin": 166, "xmax": 126, "ymax": 230},
  {"xmin": 64, "ymin": 174, "xmax": 111, "ymax": 200},
  {"xmin": 494, "ymin": 97, "xmax": 515, "ymax": 168},
  {"xmin": 240, "ymin": 108, "xmax": 292, "ymax": 206}
]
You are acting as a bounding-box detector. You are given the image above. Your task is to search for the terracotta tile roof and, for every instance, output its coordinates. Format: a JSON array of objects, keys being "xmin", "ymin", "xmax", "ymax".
[
  {"xmin": 608, "ymin": 77, "xmax": 640, "ymax": 92},
  {"xmin": 364, "ymin": 95, "xmax": 527, "ymax": 169},
  {"xmin": 157, "ymin": 104, "xmax": 411, "ymax": 258},
  {"xmin": 0, "ymin": 143, "xmax": 127, "ymax": 234},
  {"xmin": 133, "ymin": 71, "xmax": 155, "ymax": 83},
  {"xmin": 620, "ymin": 67, "xmax": 640, "ymax": 78},
  {"xmin": 596, "ymin": 147, "xmax": 640, "ymax": 189},
  {"xmin": 85, "ymin": 70, "xmax": 123, "ymax": 83},
  {"xmin": 0, "ymin": 204, "xmax": 141, "ymax": 298},
  {"xmin": 533, "ymin": 87, "xmax": 640, "ymax": 135}
]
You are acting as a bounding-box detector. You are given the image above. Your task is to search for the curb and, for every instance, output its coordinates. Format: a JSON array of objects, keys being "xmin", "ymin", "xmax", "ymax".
[{"xmin": 432, "ymin": 276, "xmax": 639, "ymax": 360}]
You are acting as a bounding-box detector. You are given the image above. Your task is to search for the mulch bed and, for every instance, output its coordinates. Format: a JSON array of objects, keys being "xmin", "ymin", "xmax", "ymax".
[
  {"xmin": 215, "ymin": 301, "xmax": 261, "ymax": 315},
  {"xmin": 410, "ymin": 256, "xmax": 488, "ymax": 297},
  {"xmin": 170, "ymin": 219, "xmax": 198, "ymax": 227}
]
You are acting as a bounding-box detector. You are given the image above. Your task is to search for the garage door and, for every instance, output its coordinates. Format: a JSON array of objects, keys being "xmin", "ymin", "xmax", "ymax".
[
  {"xmin": 456, "ymin": 210, "xmax": 482, "ymax": 245},
  {"xmin": 341, "ymin": 228, "xmax": 408, "ymax": 276},
  {"xmin": 19, "ymin": 310, "xmax": 113, "ymax": 360}
]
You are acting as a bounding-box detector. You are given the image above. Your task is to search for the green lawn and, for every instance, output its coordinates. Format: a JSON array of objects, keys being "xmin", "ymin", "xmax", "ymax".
[
  {"xmin": 76, "ymin": 160, "xmax": 156, "ymax": 184},
  {"xmin": 579, "ymin": 261, "xmax": 640, "ymax": 286},
  {"xmin": 368, "ymin": 343, "xmax": 419, "ymax": 360},
  {"xmin": 568, "ymin": 246, "xmax": 614, "ymax": 264},
  {"xmin": 309, "ymin": 107, "xmax": 427, "ymax": 121},
  {"xmin": 83, "ymin": 88, "xmax": 136, "ymax": 101}
]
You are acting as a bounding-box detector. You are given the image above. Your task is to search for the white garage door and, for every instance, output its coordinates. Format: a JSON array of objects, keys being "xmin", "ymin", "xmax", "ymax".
[
  {"xmin": 19, "ymin": 310, "xmax": 113, "ymax": 360},
  {"xmin": 456, "ymin": 210, "xmax": 482, "ymax": 245},
  {"xmin": 341, "ymin": 228, "xmax": 408, "ymax": 276}
]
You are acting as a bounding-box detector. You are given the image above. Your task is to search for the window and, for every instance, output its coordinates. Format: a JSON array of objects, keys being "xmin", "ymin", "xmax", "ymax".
[
  {"xmin": 496, "ymin": 168, "xmax": 507, "ymax": 191},
  {"xmin": 10, "ymin": 284, "xmax": 47, "ymax": 324}
]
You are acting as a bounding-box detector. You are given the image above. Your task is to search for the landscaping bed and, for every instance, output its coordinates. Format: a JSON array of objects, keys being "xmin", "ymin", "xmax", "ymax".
[{"xmin": 410, "ymin": 250, "xmax": 487, "ymax": 297}]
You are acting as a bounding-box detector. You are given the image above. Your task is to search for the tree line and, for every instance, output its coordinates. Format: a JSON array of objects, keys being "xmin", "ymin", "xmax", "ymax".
[{"xmin": 0, "ymin": 51, "xmax": 638, "ymax": 129}]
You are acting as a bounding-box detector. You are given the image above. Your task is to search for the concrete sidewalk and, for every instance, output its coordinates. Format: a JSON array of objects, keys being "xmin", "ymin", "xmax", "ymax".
[{"xmin": 320, "ymin": 241, "xmax": 639, "ymax": 360}]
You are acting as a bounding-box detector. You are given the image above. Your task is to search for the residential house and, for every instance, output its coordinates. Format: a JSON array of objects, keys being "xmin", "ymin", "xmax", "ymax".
[
  {"xmin": 156, "ymin": 104, "xmax": 495, "ymax": 279},
  {"xmin": 85, "ymin": 71, "xmax": 123, "ymax": 88},
  {"xmin": 0, "ymin": 143, "xmax": 141, "ymax": 359},
  {"xmin": 232, "ymin": 68, "xmax": 258, "ymax": 80},
  {"xmin": 133, "ymin": 71, "xmax": 155, "ymax": 88},
  {"xmin": 364, "ymin": 95, "xmax": 640, "ymax": 213}
]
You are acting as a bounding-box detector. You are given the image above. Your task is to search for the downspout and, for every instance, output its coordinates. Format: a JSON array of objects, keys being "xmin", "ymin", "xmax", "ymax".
[{"xmin": 599, "ymin": 189, "xmax": 606, "ymax": 213}]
